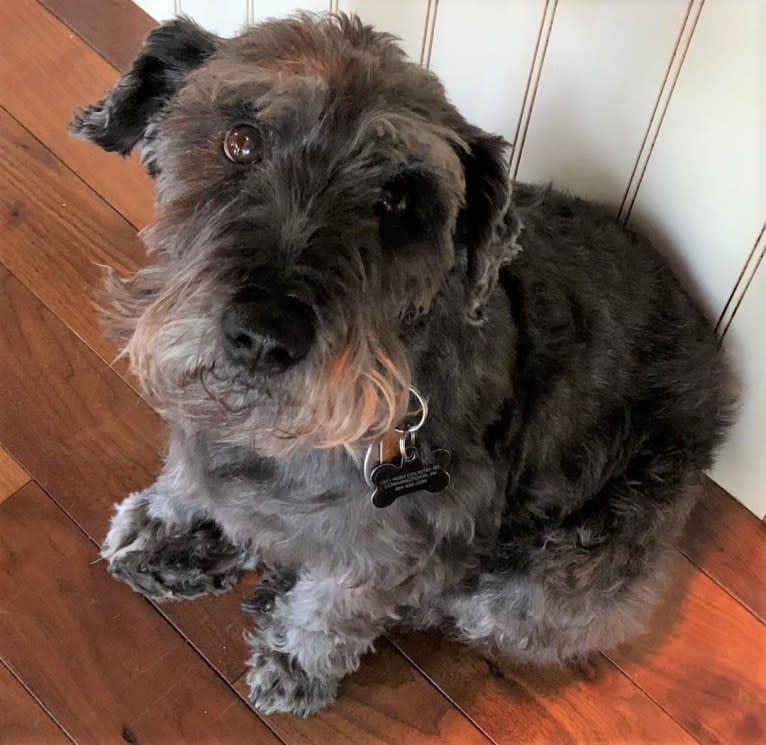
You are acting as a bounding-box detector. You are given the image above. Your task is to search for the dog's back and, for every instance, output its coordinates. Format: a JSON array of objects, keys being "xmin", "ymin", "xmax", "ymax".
[{"xmin": 504, "ymin": 183, "xmax": 730, "ymax": 478}]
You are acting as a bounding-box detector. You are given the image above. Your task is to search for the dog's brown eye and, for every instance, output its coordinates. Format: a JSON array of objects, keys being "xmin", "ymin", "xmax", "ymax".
[
  {"xmin": 223, "ymin": 125, "xmax": 262, "ymax": 164},
  {"xmin": 379, "ymin": 188, "xmax": 409, "ymax": 216}
]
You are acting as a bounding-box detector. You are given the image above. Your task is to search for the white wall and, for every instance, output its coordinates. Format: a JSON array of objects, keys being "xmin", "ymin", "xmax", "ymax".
[{"xmin": 133, "ymin": 0, "xmax": 766, "ymax": 519}]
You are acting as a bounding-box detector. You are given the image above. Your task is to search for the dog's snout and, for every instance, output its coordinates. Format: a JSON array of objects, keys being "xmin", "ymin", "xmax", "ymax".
[{"xmin": 222, "ymin": 287, "xmax": 315, "ymax": 373}]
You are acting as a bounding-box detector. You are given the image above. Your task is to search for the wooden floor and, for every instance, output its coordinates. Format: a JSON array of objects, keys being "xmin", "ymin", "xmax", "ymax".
[{"xmin": 0, "ymin": 1, "xmax": 764, "ymax": 743}]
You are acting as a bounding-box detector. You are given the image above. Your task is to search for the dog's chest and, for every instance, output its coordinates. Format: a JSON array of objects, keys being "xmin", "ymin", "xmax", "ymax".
[{"xmin": 202, "ymin": 444, "xmax": 433, "ymax": 572}]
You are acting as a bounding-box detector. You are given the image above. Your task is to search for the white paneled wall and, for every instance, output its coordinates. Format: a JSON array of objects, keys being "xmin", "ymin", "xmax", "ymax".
[
  {"xmin": 429, "ymin": 0, "xmax": 545, "ymax": 145},
  {"xmin": 628, "ymin": 0, "xmax": 764, "ymax": 318},
  {"xmin": 712, "ymin": 246, "xmax": 766, "ymax": 512},
  {"xmin": 250, "ymin": 0, "xmax": 328, "ymax": 24},
  {"xmin": 515, "ymin": 0, "xmax": 689, "ymax": 209},
  {"xmin": 136, "ymin": 1, "xmax": 329, "ymax": 29},
  {"xmin": 135, "ymin": 0, "xmax": 175, "ymax": 21},
  {"xmin": 181, "ymin": 1, "xmax": 247, "ymax": 36},
  {"xmin": 133, "ymin": 0, "xmax": 765, "ymax": 518},
  {"xmin": 337, "ymin": 0, "xmax": 431, "ymax": 61}
]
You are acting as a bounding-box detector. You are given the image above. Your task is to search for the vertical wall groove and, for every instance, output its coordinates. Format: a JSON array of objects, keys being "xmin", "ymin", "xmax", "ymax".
[
  {"xmin": 720, "ymin": 245, "xmax": 765, "ymax": 340},
  {"xmin": 420, "ymin": 0, "xmax": 439, "ymax": 69},
  {"xmin": 509, "ymin": 0, "xmax": 558, "ymax": 180},
  {"xmin": 617, "ymin": 0, "xmax": 694, "ymax": 222},
  {"xmin": 619, "ymin": 0, "xmax": 706, "ymax": 223},
  {"xmin": 718, "ymin": 222, "xmax": 766, "ymax": 339}
]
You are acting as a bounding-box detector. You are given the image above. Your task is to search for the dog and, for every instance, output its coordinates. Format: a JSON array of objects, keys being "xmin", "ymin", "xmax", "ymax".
[{"xmin": 70, "ymin": 13, "xmax": 731, "ymax": 716}]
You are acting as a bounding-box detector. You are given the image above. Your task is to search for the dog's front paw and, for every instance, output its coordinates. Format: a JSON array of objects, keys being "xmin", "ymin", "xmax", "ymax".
[
  {"xmin": 107, "ymin": 535, "xmax": 245, "ymax": 599},
  {"xmin": 102, "ymin": 491, "xmax": 248, "ymax": 600},
  {"xmin": 246, "ymin": 643, "xmax": 338, "ymax": 717}
]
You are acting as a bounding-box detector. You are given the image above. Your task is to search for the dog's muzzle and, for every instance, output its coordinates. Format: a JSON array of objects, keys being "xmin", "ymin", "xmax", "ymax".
[{"xmin": 222, "ymin": 285, "xmax": 316, "ymax": 373}]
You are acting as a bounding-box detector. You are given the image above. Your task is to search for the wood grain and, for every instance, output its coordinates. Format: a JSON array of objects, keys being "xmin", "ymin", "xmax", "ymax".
[
  {"xmin": 607, "ymin": 552, "xmax": 766, "ymax": 745},
  {"xmin": 0, "ymin": 661, "xmax": 73, "ymax": 745},
  {"xmin": 0, "ymin": 107, "xmax": 146, "ymax": 365},
  {"xmin": 0, "ymin": 266, "xmax": 255, "ymax": 683},
  {"xmin": 680, "ymin": 476, "xmax": 766, "ymax": 622},
  {"xmin": 39, "ymin": 0, "xmax": 156, "ymax": 73},
  {"xmin": 390, "ymin": 631, "xmax": 698, "ymax": 745},
  {"xmin": 0, "ymin": 446, "xmax": 28, "ymax": 504},
  {"xmin": 0, "ymin": 482, "xmax": 283, "ymax": 745},
  {"xmin": 0, "ymin": 0, "xmax": 153, "ymax": 229},
  {"xmin": 234, "ymin": 639, "xmax": 493, "ymax": 745},
  {"xmin": 0, "ymin": 266, "xmax": 163, "ymax": 534}
]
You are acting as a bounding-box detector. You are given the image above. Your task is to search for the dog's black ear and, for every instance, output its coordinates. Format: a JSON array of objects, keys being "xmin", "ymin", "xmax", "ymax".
[
  {"xmin": 455, "ymin": 127, "xmax": 515, "ymax": 321},
  {"xmin": 69, "ymin": 17, "xmax": 217, "ymax": 166}
]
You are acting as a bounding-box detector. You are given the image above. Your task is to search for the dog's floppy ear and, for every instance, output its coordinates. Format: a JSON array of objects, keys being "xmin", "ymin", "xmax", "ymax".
[
  {"xmin": 454, "ymin": 126, "xmax": 516, "ymax": 321},
  {"xmin": 69, "ymin": 17, "xmax": 217, "ymax": 168}
]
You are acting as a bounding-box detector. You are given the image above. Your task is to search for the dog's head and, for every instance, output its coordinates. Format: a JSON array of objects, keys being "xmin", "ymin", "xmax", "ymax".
[{"xmin": 71, "ymin": 14, "xmax": 510, "ymax": 453}]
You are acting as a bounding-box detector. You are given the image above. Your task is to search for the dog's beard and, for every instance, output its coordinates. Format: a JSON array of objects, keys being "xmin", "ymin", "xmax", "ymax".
[
  {"xmin": 291, "ymin": 326, "xmax": 411, "ymax": 451},
  {"xmin": 103, "ymin": 263, "xmax": 411, "ymax": 455}
]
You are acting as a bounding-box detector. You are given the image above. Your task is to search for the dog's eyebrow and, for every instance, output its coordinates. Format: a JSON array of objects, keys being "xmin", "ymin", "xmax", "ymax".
[{"xmin": 220, "ymin": 101, "xmax": 259, "ymax": 122}]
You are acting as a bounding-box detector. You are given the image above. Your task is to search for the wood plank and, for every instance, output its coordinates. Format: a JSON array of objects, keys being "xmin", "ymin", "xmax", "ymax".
[
  {"xmin": 0, "ymin": 107, "xmax": 146, "ymax": 365},
  {"xmin": 0, "ymin": 446, "xmax": 29, "ymax": 504},
  {"xmin": 163, "ymin": 572, "xmax": 258, "ymax": 683},
  {"xmin": 679, "ymin": 477, "xmax": 766, "ymax": 623},
  {"xmin": 390, "ymin": 631, "xmax": 697, "ymax": 745},
  {"xmin": 233, "ymin": 639, "xmax": 493, "ymax": 745},
  {"xmin": 0, "ymin": 482, "xmax": 283, "ymax": 745},
  {"xmin": 0, "ymin": 267, "xmax": 254, "ymax": 683},
  {"xmin": 0, "ymin": 266, "xmax": 163, "ymax": 533},
  {"xmin": 0, "ymin": 661, "xmax": 73, "ymax": 745},
  {"xmin": 39, "ymin": 0, "xmax": 156, "ymax": 73},
  {"xmin": 607, "ymin": 552, "xmax": 766, "ymax": 745},
  {"xmin": 0, "ymin": 0, "xmax": 153, "ymax": 229}
]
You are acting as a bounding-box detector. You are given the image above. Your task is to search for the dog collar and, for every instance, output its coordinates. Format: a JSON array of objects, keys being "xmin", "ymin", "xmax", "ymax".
[{"xmin": 363, "ymin": 387, "xmax": 451, "ymax": 508}]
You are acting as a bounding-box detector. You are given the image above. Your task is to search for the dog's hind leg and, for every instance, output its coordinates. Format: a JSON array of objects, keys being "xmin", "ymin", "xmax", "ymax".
[
  {"xmin": 446, "ymin": 465, "xmax": 702, "ymax": 665},
  {"xmin": 101, "ymin": 486, "xmax": 252, "ymax": 600}
]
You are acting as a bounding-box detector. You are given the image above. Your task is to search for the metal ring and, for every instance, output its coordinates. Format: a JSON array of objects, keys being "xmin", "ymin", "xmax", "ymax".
[
  {"xmin": 363, "ymin": 444, "xmax": 374, "ymax": 487},
  {"xmin": 399, "ymin": 430, "xmax": 417, "ymax": 461},
  {"xmin": 395, "ymin": 386, "xmax": 428, "ymax": 434},
  {"xmin": 363, "ymin": 440, "xmax": 383, "ymax": 487}
]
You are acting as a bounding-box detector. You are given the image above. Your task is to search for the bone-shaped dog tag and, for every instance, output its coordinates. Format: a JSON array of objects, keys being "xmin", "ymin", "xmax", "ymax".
[{"xmin": 370, "ymin": 448, "xmax": 451, "ymax": 508}]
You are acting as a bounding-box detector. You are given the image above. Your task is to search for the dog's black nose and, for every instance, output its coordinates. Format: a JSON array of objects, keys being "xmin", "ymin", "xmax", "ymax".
[{"xmin": 222, "ymin": 287, "xmax": 315, "ymax": 373}]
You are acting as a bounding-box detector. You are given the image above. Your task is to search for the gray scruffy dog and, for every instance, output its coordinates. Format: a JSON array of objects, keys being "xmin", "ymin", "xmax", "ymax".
[{"xmin": 71, "ymin": 14, "xmax": 731, "ymax": 716}]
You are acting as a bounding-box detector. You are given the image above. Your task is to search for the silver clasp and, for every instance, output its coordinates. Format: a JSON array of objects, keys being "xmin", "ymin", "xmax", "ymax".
[{"xmin": 363, "ymin": 386, "xmax": 428, "ymax": 486}]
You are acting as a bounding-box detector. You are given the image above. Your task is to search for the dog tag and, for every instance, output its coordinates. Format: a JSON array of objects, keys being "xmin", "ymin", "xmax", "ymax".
[{"xmin": 370, "ymin": 448, "xmax": 451, "ymax": 508}]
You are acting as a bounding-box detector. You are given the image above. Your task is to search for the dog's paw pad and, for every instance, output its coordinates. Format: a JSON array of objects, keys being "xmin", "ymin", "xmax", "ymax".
[{"xmin": 107, "ymin": 551, "xmax": 244, "ymax": 600}]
